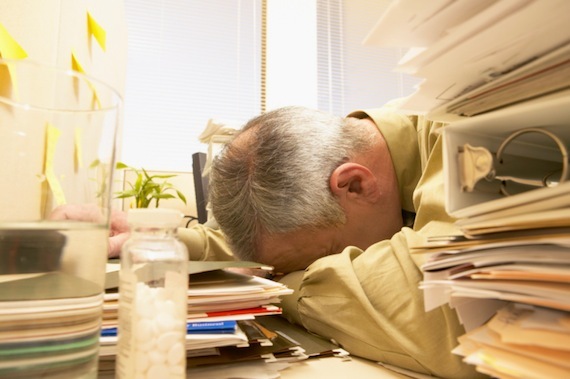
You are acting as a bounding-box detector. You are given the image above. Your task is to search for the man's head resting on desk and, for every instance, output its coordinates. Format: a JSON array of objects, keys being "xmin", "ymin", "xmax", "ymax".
[{"xmin": 209, "ymin": 106, "xmax": 403, "ymax": 274}]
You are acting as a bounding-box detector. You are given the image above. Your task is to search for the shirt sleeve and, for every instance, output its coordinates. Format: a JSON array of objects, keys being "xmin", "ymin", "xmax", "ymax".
[
  {"xmin": 292, "ymin": 231, "xmax": 485, "ymax": 378},
  {"xmin": 177, "ymin": 224, "xmax": 235, "ymax": 261}
]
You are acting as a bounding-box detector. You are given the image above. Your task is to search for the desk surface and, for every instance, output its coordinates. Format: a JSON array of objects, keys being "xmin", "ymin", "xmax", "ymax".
[
  {"xmin": 98, "ymin": 356, "xmax": 409, "ymax": 379},
  {"xmin": 279, "ymin": 356, "xmax": 409, "ymax": 378}
]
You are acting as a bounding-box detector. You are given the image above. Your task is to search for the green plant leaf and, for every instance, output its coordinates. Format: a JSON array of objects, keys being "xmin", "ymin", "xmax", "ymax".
[
  {"xmin": 176, "ymin": 190, "xmax": 187, "ymax": 204},
  {"xmin": 153, "ymin": 193, "xmax": 176, "ymax": 199},
  {"xmin": 134, "ymin": 174, "xmax": 143, "ymax": 190},
  {"xmin": 113, "ymin": 164, "xmax": 187, "ymax": 208},
  {"xmin": 115, "ymin": 190, "xmax": 138, "ymax": 198}
]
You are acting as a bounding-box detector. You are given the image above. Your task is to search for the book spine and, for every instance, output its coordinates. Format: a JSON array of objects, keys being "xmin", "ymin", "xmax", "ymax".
[
  {"xmin": 101, "ymin": 320, "xmax": 238, "ymax": 337},
  {"xmin": 187, "ymin": 320, "xmax": 237, "ymax": 332}
]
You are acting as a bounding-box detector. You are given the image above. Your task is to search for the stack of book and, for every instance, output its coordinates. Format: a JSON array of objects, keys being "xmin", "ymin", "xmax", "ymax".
[{"xmin": 98, "ymin": 261, "xmax": 348, "ymax": 377}]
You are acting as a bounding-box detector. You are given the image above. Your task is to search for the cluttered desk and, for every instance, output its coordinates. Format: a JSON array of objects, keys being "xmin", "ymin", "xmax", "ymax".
[{"xmin": 98, "ymin": 260, "xmax": 407, "ymax": 379}]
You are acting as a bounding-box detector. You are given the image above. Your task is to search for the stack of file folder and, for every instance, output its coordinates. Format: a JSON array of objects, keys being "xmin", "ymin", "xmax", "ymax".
[
  {"xmin": 412, "ymin": 176, "xmax": 570, "ymax": 378},
  {"xmin": 413, "ymin": 151, "xmax": 570, "ymax": 378},
  {"xmin": 365, "ymin": 2, "xmax": 570, "ymax": 377},
  {"xmin": 363, "ymin": 0, "xmax": 570, "ymax": 120}
]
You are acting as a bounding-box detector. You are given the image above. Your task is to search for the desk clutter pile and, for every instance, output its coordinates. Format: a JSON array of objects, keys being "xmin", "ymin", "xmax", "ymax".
[
  {"xmin": 97, "ymin": 261, "xmax": 348, "ymax": 378},
  {"xmin": 368, "ymin": 1, "xmax": 570, "ymax": 377},
  {"xmin": 413, "ymin": 182, "xmax": 570, "ymax": 378}
]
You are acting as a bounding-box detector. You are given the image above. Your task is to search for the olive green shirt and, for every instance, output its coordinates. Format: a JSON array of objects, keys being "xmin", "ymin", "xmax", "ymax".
[
  {"xmin": 178, "ymin": 222, "xmax": 234, "ymax": 261},
  {"xmin": 278, "ymin": 101, "xmax": 484, "ymax": 378}
]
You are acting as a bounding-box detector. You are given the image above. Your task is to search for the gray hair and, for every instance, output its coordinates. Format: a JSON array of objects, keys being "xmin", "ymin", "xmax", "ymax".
[{"xmin": 209, "ymin": 106, "xmax": 377, "ymax": 262}]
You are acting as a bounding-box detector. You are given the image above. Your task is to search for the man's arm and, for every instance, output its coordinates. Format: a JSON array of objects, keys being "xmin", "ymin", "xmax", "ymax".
[
  {"xmin": 281, "ymin": 227, "xmax": 486, "ymax": 379},
  {"xmin": 177, "ymin": 224, "xmax": 235, "ymax": 261},
  {"xmin": 49, "ymin": 204, "xmax": 129, "ymax": 258}
]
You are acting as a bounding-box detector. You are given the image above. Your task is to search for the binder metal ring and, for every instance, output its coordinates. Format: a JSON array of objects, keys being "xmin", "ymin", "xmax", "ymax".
[{"xmin": 494, "ymin": 127, "xmax": 568, "ymax": 196}]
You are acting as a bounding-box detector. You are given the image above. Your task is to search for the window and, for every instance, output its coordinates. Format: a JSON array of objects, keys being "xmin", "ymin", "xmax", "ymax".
[
  {"xmin": 122, "ymin": 0, "xmax": 262, "ymax": 172},
  {"xmin": 121, "ymin": 0, "xmax": 418, "ymax": 172},
  {"xmin": 266, "ymin": 0, "xmax": 419, "ymax": 114}
]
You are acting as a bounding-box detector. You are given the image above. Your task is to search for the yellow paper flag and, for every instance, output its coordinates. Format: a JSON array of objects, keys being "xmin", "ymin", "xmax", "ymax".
[
  {"xmin": 71, "ymin": 50, "xmax": 86, "ymax": 74},
  {"xmin": 74, "ymin": 127, "xmax": 84, "ymax": 172},
  {"xmin": 87, "ymin": 12, "xmax": 107, "ymax": 51},
  {"xmin": 71, "ymin": 50, "xmax": 101, "ymax": 109},
  {"xmin": 0, "ymin": 23, "xmax": 27, "ymax": 59},
  {"xmin": 44, "ymin": 123, "xmax": 67, "ymax": 206}
]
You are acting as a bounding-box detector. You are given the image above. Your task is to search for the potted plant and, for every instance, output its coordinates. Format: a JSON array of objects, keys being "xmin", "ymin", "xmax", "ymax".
[{"xmin": 114, "ymin": 162, "xmax": 187, "ymax": 208}]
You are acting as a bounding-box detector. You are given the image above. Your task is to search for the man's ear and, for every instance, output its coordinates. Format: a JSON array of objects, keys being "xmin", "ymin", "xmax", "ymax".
[{"xmin": 330, "ymin": 163, "xmax": 378, "ymax": 202}]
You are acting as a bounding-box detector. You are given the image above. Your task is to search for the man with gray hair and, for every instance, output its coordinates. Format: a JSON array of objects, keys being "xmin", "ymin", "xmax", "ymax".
[
  {"xmin": 52, "ymin": 100, "xmax": 484, "ymax": 378},
  {"xmin": 208, "ymin": 100, "xmax": 484, "ymax": 379}
]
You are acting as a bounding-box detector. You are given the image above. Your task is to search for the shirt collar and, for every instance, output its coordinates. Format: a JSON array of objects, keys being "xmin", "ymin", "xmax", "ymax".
[{"xmin": 347, "ymin": 103, "xmax": 421, "ymax": 213}]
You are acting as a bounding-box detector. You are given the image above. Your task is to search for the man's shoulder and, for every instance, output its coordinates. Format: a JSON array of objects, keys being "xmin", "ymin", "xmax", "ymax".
[{"xmin": 347, "ymin": 98, "xmax": 417, "ymax": 129}]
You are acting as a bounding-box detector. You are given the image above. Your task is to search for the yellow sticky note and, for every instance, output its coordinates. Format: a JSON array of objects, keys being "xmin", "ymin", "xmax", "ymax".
[
  {"xmin": 0, "ymin": 23, "xmax": 27, "ymax": 59},
  {"xmin": 71, "ymin": 50, "xmax": 86, "ymax": 74},
  {"xmin": 87, "ymin": 12, "xmax": 107, "ymax": 51},
  {"xmin": 0, "ymin": 62, "xmax": 11, "ymax": 98},
  {"xmin": 71, "ymin": 51, "xmax": 101, "ymax": 109},
  {"xmin": 74, "ymin": 127, "xmax": 84, "ymax": 171},
  {"xmin": 44, "ymin": 123, "xmax": 67, "ymax": 206}
]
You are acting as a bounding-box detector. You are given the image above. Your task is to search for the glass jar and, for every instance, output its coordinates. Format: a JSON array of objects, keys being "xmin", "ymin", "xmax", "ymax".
[{"xmin": 116, "ymin": 208, "xmax": 188, "ymax": 379}]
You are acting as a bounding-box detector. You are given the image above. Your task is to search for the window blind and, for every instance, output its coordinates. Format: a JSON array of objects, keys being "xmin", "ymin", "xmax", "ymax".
[
  {"xmin": 122, "ymin": 0, "xmax": 262, "ymax": 172},
  {"xmin": 316, "ymin": 0, "xmax": 420, "ymax": 116},
  {"xmin": 121, "ymin": 0, "xmax": 418, "ymax": 172}
]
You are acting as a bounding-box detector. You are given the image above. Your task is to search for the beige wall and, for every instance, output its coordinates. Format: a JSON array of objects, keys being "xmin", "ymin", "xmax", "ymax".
[
  {"xmin": 0, "ymin": 0, "xmax": 128, "ymax": 97},
  {"xmin": 0, "ymin": 1, "xmax": 203, "ymax": 221}
]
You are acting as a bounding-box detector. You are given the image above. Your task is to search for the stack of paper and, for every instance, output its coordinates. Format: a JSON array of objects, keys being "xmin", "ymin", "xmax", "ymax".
[
  {"xmin": 453, "ymin": 304, "xmax": 570, "ymax": 378},
  {"xmin": 364, "ymin": 0, "xmax": 570, "ymax": 118},
  {"xmin": 367, "ymin": 1, "xmax": 570, "ymax": 377},
  {"xmin": 0, "ymin": 273, "xmax": 103, "ymax": 378},
  {"xmin": 99, "ymin": 261, "xmax": 292, "ymax": 357},
  {"xmin": 97, "ymin": 260, "xmax": 359, "ymax": 377},
  {"xmin": 184, "ymin": 315, "xmax": 348, "ymax": 377},
  {"xmin": 414, "ymin": 183, "xmax": 570, "ymax": 327},
  {"xmin": 412, "ymin": 179, "xmax": 570, "ymax": 378}
]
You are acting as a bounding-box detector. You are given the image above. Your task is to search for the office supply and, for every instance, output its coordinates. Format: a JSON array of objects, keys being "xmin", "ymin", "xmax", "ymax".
[
  {"xmin": 458, "ymin": 127, "xmax": 568, "ymax": 196},
  {"xmin": 442, "ymin": 94, "xmax": 570, "ymax": 217},
  {"xmin": 442, "ymin": 43, "xmax": 570, "ymax": 117},
  {"xmin": 364, "ymin": 0, "xmax": 570, "ymax": 115},
  {"xmin": 238, "ymin": 320, "xmax": 274, "ymax": 346},
  {"xmin": 104, "ymin": 259, "xmax": 273, "ymax": 290},
  {"xmin": 187, "ymin": 320, "xmax": 237, "ymax": 334},
  {"xmin": 256, "ymin": 315, "xmax": 349, "ymax": 360},
  {"xmin": 453, "ymin": 304, "xmax": 570, "ymax": 378},
  {"xmin": 186, "ymin": 325, "xmax": 307, "ymax": 368},
  {"xmin": 100, "ymin": 260, "xmax": 294, "ymax": 375}
]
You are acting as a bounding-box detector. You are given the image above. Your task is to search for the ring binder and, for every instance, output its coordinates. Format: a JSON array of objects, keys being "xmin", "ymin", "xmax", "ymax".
[{"xmin": 458, "ymin": 127, "xmax": 569, "ymax": 196}]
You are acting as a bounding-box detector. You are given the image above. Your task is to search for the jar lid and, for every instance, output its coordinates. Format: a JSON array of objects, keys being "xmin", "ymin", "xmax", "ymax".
[{"xmin": 127, "ymin": 208, "xmax": 183, "ymax": 228}]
